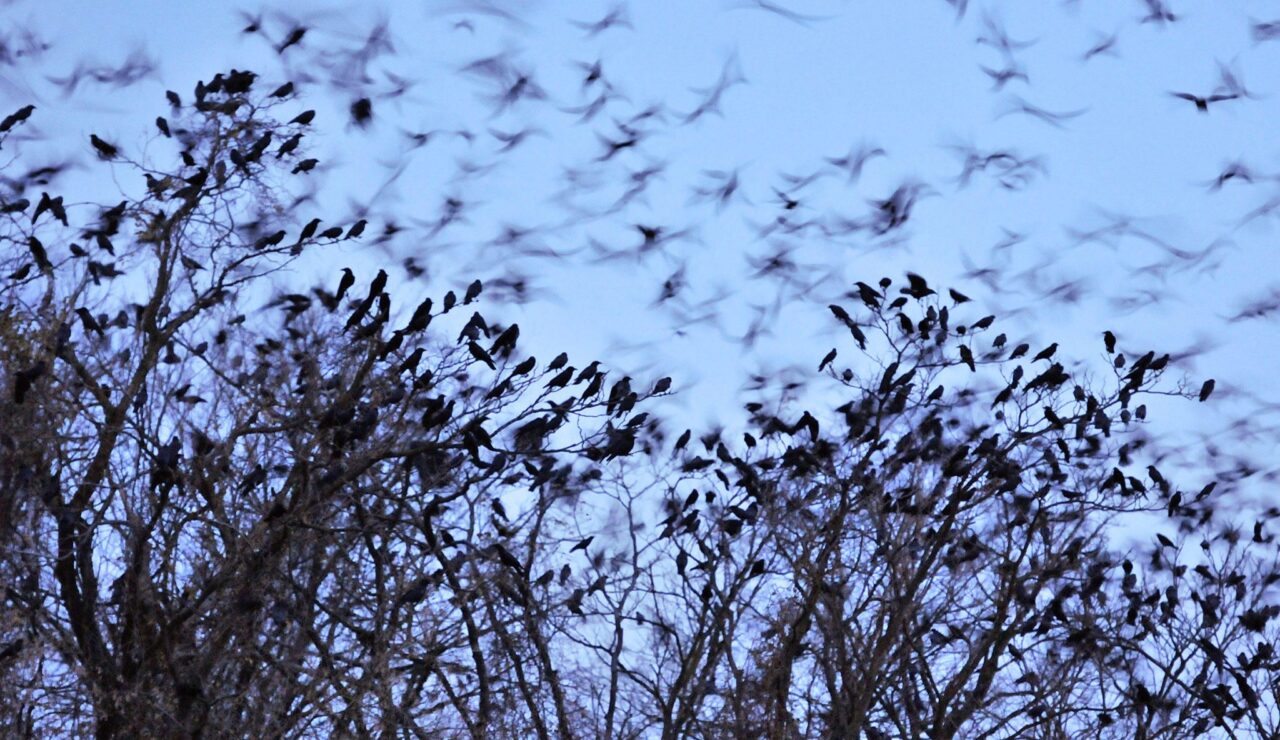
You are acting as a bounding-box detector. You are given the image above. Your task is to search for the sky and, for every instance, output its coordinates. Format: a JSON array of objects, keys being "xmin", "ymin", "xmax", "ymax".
[{"xmin": 4, "ymin": 0, "xmax": 1280, "ymax": 505}]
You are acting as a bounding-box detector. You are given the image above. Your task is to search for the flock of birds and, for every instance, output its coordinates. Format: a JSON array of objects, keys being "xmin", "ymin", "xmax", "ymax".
[
  {"xmin": 3, "ymin": 2, "xmax": 1280, "ymax": 735},
  {"xmin": 2, "ymin": 2, "xmax": 1279, "ymax": 517}
]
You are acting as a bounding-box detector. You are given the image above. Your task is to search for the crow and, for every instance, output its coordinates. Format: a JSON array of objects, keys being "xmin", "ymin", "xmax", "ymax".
[
  {"xmin": 26, "ymin": 236, "xmax": 51, "ymax": 271},
  {"xmin": 277, "ymin": 26, "xmax": 307, "ymax": 54},
  {"xmin": 1170, "ymin": 91, "xmax": 1238, "ymax": 113},
  {"xmin": 350, "ymin": 98, "xmax": 373, "ymax": 127},
  {"xmin": 0, "ymin": 104, "xmax": 35, "ymax": 133},
  {"xmin": 90, "ymin": 134, "xmax": 119, "ymax": 159},
  {"xmin": 1033, "ymin": 343, "xmax": 1058, "ymax": 362}
]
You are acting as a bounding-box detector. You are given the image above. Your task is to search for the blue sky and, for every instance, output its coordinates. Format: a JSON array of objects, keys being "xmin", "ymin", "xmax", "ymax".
[{"xmin": 5, "ymin": 0, "xmax": 1280, "ymax": 497}]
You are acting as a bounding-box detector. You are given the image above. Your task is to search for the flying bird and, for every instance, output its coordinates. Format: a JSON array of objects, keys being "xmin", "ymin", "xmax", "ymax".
[
  {"xmin": 277, "ymin": 26, "xmax": 307, "ymax": 54},
  {"xmin": 1170, "ymin": 91, "xmax": 1238, "ymax": 113}
]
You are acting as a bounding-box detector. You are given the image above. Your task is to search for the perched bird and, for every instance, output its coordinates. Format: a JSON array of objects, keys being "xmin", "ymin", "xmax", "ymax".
[
  {"xmin": 90, "ymin": 134, "xmax": 119, "ymax": 159},
  {"xmin": 32, "ymin": 192, "xmax": 67, "ymax": 226},
  {"xmin": 0, "ymin": 104, "xmax": 35, "ymax": 133},
  {"xmin": 26, "ymin": 236, "xmax": 51, "ymax": 271},
  {"xmin": 254, "ymin": 230, "xmax": 286, "ymax": 250},
  {"xmin": 1032, "ymin": 343, "xmax": 1058, "ymax": 362},
  {"xmin": 13, "ymin": 361, "xmax": 48, "ymax": 403},
  {"xmin": 468, "ymin": 340, "xmax": 497, "ymax": 369},
  {"xmin": 297, "ymin": 218, "xmax": 321, "ymax": 244}
]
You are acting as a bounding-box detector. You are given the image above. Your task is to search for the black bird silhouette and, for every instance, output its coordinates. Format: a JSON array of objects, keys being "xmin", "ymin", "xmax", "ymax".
[
  {"xmin": 368, "ymin": 269, "xmax": 388, "ymax": 298},
  {"xmin": 998, "ymin": 96, "xmax": 1088, "ymax": 127},
  {"xmin": 344, "ymin": 270, "xmax": 386, "ymax": 331},
  {"xmin": 32, "ymin": 192, "xmax": 67, "ymax": 226},
  {"xmin": 298, "ymin": 218, "xmax": 320, "ymax": 244},
  {"xmin": 75, "ymin": 307, "xmax": 104, "ymax": 337},
  {"xmin": 825, "ymin": 142, "xmax": 886, "ymax": 182},
  {"xmin": 468, "ymin": 341, "xmax": 497, "ymax": 369},
  {"xmin": 490, "ymin": 323, "xmax": 519, "ymax": 356},
  {"xmin": 335, "ymin": 267, "xmax": 355, "ymax": 302},
  {"xmin": 276, "ymin": 133, "xmax": 302, "ymax": 158},
  {"xmin": 277, "ymin": 26, "xmax": 307, "ymax": 54},
  {"xmin": 403, "ymin": 298, "xmax": 433, "ymax": 334},
  {"xmin": 350, "ymin": 98, "xmax": 373, "ymax": 127},
  {"xmin": 254, "ymin": 230, "xmax": 286, "ymax": 250},
  {"xmin": 26, "ymin": 236, "xmax": 51, "ymax": 271},
  {"xmin": 89, "ymin": 134, "xmax": 119, "ymax": 159},
  {"xmin": 1081, "ymin": 31, "xmax": 1120, "ymax": 61},
  {"xmin": 13, "ymin": 360, "xmax": 47, "ymax": 403},
  {"xmin": 903, "ymin": 272, "xmax": 934, "ymax": 298},
  {"xmin": 1170, "ymin": 91, "xmax": 1238, "ymax": 113},
  {"xmin": 573, "ymin": 3, "xmax": 632, "ymax": 36},
  {"xmin": 730, "ymin": 0, "xmax": 834, "ymax": 25},
  {"xmin": 1253, "ymin": 19, "xmax": 1280, "ymax": 43},
  {"xmin": 290, "ymin": 110, "xmax": 316, "ymax": 126},
  {"xmin": 0, "ymin": 104, "xmax": 35, "ymax": 133},
  {"xmin": 547, "ymin": 367, "xmax": 573, "ymax": 388},
  {"xmin": 1139, "ymin": 0, "xmax": 1176, "ymax": 25}
]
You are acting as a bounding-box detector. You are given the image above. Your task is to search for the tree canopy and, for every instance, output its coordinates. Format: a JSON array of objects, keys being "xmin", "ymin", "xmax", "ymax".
[{"xmin": 3, "ymin": 3, "xmax": 1280, "ymax": 738}]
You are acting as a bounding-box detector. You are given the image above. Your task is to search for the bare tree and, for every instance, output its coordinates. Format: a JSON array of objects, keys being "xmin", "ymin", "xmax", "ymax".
[
  {"xmin": 2, "ymin": 58, "xmax": 1276, "ymax": 740},
  {"xmin": 0, "ymin": 73, "xmax": 668, "ymax": 738}
]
